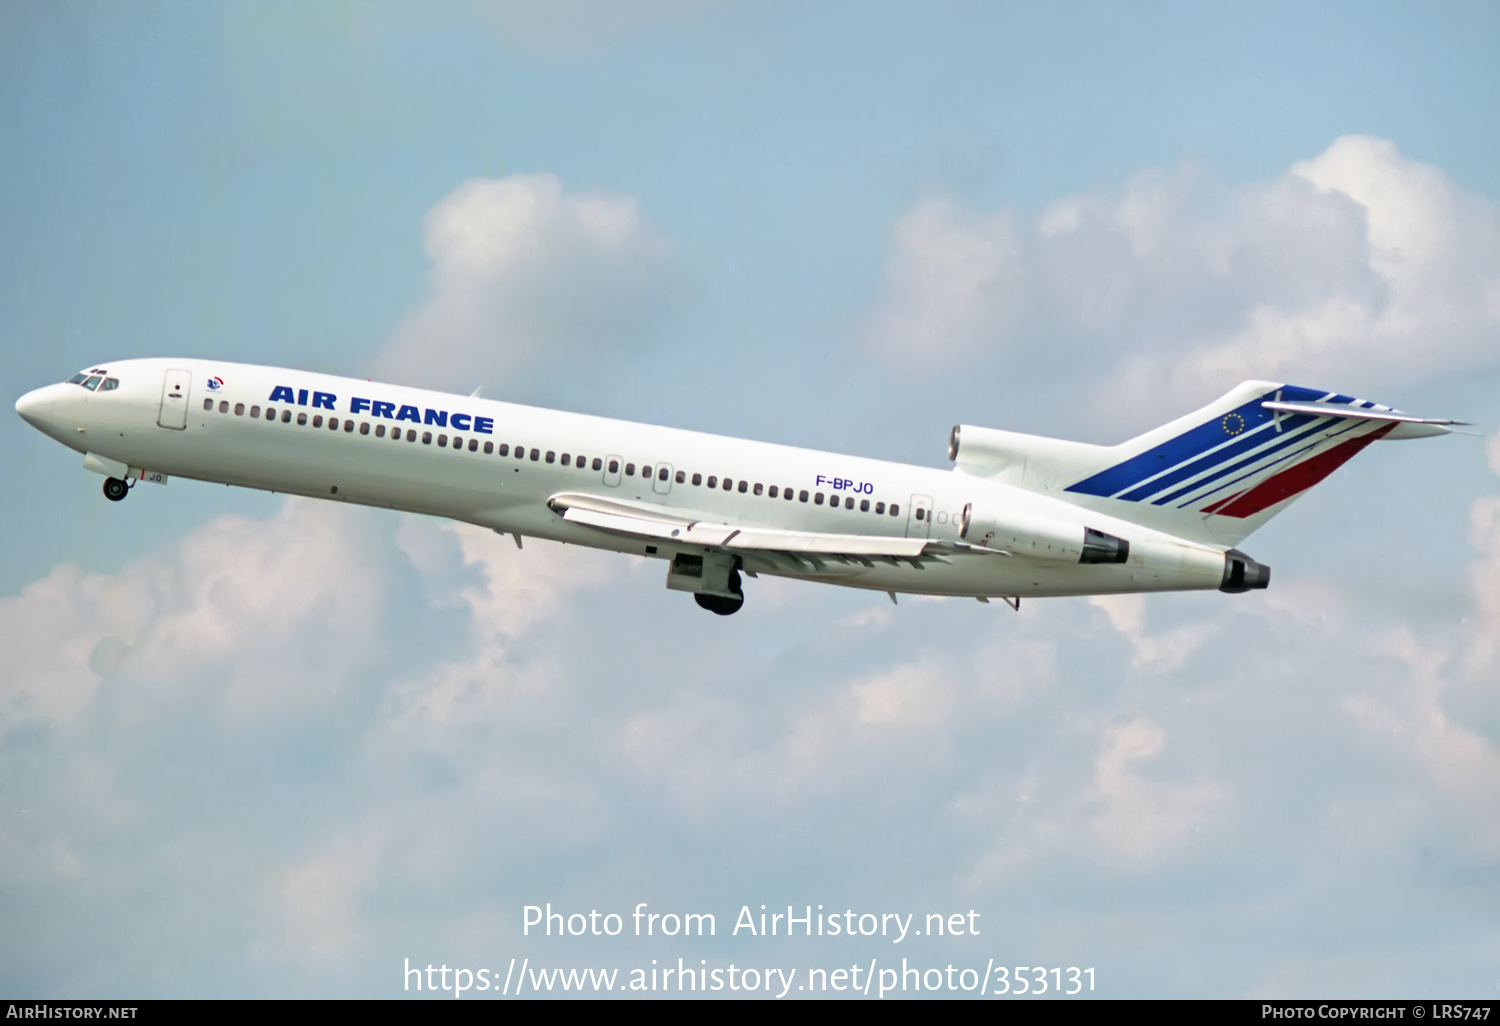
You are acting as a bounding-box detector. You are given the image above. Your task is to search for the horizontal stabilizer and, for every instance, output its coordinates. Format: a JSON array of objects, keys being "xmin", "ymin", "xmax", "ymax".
[{"xmin": 1260, "ymin": 400, "xmax": 1468, "ymax": 438}]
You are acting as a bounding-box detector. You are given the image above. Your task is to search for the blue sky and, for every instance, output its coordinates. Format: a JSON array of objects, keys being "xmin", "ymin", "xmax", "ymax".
[{"xmin": 3, "ymin": 0, "xmax": 1500, "ymax": 998}]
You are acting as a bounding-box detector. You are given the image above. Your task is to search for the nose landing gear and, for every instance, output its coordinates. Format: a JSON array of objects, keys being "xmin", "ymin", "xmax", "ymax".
[{"xmin": 103, "ymin": 477, "xmax": 129, "ymax": 502}]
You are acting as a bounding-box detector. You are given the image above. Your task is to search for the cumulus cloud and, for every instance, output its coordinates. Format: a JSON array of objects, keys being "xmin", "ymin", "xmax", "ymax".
[
  {"xmin": 1089, "ymin": 593, "xmax": 1217, "ymax": 673},
  {"xmin": 1089, "ymin": 717, "xmax": 1229, "ymax": 860},
  {"xmin": 372, "ymin": 173, "xmax": 673, "ymax": 392},
  {"xmin": 864, "ymin": 136, "xmax": 1500, "ymax": 425},
  {"xmin": 0, "ymin": 500, "xmax": 386, "ymax": 736}
]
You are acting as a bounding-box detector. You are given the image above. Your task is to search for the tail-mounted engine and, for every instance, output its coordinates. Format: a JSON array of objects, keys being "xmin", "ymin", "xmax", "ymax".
[
  {"xmin": 960, "ymin": 503, "xmax": 1129, "ymax": 565},
  {"xmin": 1220, "ymin": 549, "xmax": 1271, "ymax": 593}
]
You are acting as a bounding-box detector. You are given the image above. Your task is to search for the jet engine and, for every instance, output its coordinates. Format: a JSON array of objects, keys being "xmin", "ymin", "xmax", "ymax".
[
  {"xmin": 960, "ymin": 503, "xmax": 1129, "ymax": 564},
  {"xmin": 1219, "ymin": 549, "xmax": 1271, "ymax": 593}
]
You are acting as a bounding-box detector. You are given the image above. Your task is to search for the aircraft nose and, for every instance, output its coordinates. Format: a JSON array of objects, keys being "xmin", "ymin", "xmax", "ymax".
[
  {"xmin": 15, "ymin": 387, "xmax": 51, "ymax": 428},
  {"xmin": 15, "ymin": 384, "xmax": 68, "ymax": 433}
]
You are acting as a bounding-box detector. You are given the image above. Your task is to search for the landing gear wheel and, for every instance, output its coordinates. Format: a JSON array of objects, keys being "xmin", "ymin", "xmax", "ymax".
[
  {"xmin": 103, "ymin": 477, "xmax": 129, "ymax": 502},
  {"xmin": 695, "ymin": 592, "xmax": 744, "ymax": 615},
  {"xmin": 694, "ymin": 568, "xmax": 743, "ymax": 615}
]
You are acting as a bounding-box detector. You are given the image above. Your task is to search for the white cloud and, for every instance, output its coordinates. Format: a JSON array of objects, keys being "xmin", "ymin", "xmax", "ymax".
[
  {"xmin": 1089, "ymin": 593, "xmax": 1215, "ymax": 673},
  {"xmin": 1090, "ymin": 717, "xmax": 1229, "ymax": 860},
  {"xmin": 863, "ymin": 136, "xmax": 1500, "ymax": 423},
  {"xmin": 372, "ymin": 173, "xmax": 673, "ymax": 392},
  {"xmin": 0, "ymin": 500, "xmax": 385, "ymax": 735}
]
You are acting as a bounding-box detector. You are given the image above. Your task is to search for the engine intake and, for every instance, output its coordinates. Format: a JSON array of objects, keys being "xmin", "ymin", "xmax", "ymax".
[
  {"xmin": 1220, "ymin": 549, "xmax": 1271, "ymax": 593},
  {"xmin": 1080, "ymin": 527, "xmax": 1129, "ymax": 564}
]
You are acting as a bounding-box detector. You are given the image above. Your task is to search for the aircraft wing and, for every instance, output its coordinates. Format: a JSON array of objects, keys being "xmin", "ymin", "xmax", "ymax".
[{"xmin": 547, "ymin": 491, "xmax": 999, "ymax": 570}]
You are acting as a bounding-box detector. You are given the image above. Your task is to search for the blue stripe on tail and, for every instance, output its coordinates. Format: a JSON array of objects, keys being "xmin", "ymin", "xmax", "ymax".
[{"xmin": 1064, "ymin": 385, "xmax": 1331, "ymax": 500}]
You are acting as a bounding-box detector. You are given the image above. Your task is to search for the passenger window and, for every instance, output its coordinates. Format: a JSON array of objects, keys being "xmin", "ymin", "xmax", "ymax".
[
  {"xmin": 517, "ymin": 445, "xmax": 526, "ymax": 459},
  {"xmin": 785, "ymin": 488, "xmax": 794, "ymax": 501},
  {"xmin": 915, "ymin": 508, "xmax": 924, "ymax": 520},
  {"xmin": 546, "ymin": 451, "xmax": 555, "ymax": 464},
  {"xmin": 561, "ymin": 454, "xmax": 571, "ymax": 466},
  {"xmin": 752, "ymin": 482, "xmax": 761, "ymax": 495},
  {"xmin": 438, "ymin": 434, "xmax": 447, "ymax": 447},
  {"xmin": 265, "ymin": 407, "xmax": 276, "ymax": 420},
  {"xmin": 250, "ymin": 405, "xmax": 260, "ymax": 417},
  {"xmin": 660, "ymin": 467, "xmax": 670, "ymax": 481},
  {"xmin": 498, "ymin": 443, "xmax": 509, "ymax": 456},
  {"xmin": 799, "ymin": 490, "xmax": 809, "ymax": 502},
  {"xmin": 360, "ymin": 422, "xmax": 370, "ymax": 436},
  {"xmin": 375, "ymin": 424, "xmax": 385, "ymax": 438},
  {"xmin": 483, "ymin": 441, "xmax": 493, "ymax": 454},
  {"xmin": 860, "ymin": 499, "xmax": 870, "ymax": 512},
  {"xmin": 344, "ymin": 420, "xmax": 354, "ymax": 433},
  {"xmin": 593, "ymin": 458, "xmax": 603, "ymax": 471},
  {"xmin": 706, "ymin": 476, "xmax": 717, "ymax": 488},
  {"xmin": 768, "ymin": 485, "xmax": 778, "ymax": 498},
  {"xmin": 875, "ymin": 501, "xmax": 885, "ymax": 514},
  {"xmin": 313, "ymin": 415, "xmax": 324, "ymax": 428},
  {"xmin": 297, "ymin": 412, "xmax": 308, "ymax": 426},
  {"xmin": 723, "ymin": 478, "xmax": 734, "ymax": 491},
  {"xmin": 890, "ymin": 504, "xmax": 899, "ymax": 516},
  {"xmin": 100, "ymin": 378, "xmax": 119, "ymax": 391},
  {"xmin": 608, "ymin": 459, "xmax": 619, "ymax": 474},
  {"xmin": 282, "ymin": 410, "xmax": 292, "ymax": 423},
  {"xmin": 675, "ymin": 470, "xmax": 685, "ymax": 484},
  {"xmin": 468, "ymin": 438, "xmax": 478, "ymax": 452},
  {"xmin": 234, "ymin": 403, "xmax": 245, "ymax": 416},
  {"xmin": 845, "ymin": 496, "xmax": 854, "ymax": 510},
  {"xmin": 815, "ymin": 492, "xmax": 824, "ymax": 505},
  {"xmin": 625, "ymin": 463, "xmax": 636, "ymax": 476},
  {"xmin": 204, "ymin": 398, "xmax": 213, "ymax": 411},
  {"xmin": 329, "ymin": 418, "xmax": 339, "ymax": 430},
  {"xmin": 574, "ymin": 454, "xmax": 584, "ymax": 467},
  {"xmin": 219, "ymin": 401, "xmax": 229, "ymax": 414},
  {"xmin": 642, "ymin": 465, "xmax": 652, "ymax": 478},
  {"xmin": 692, "ymin": 473, "xmax": 702, "ymax": 486},
  {"xmin": 530, "ymin": 448, "xmax": 540, "ymax": 461}
]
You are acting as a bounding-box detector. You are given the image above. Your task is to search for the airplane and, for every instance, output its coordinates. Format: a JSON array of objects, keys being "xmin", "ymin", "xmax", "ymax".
[{"xmin": 14, "ymin": 359, "xmax": 1465, "ymax": 615}]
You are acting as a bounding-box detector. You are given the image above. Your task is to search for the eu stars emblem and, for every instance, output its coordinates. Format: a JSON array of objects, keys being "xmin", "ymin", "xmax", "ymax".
[{"xmin": 1222, "ymin": 413, "xmax": 1246, "ymax": 436}]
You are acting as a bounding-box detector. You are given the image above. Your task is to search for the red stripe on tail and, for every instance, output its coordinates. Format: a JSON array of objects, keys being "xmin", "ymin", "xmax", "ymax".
[{"xmin": 1203, "ymin": 423, "xmax": 1395, "ymax": 518}]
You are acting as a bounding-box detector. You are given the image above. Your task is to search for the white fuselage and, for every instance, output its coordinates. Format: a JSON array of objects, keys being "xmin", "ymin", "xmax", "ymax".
[{"xmin": 16, "ymin": 358, "xmax": 1232, "ymax": 600}]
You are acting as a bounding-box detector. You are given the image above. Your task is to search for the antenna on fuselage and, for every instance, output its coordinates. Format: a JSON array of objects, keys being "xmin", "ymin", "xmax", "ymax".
[{"xmin": 470, "ymin": 385, "xmax": 483, "ymax": 398}]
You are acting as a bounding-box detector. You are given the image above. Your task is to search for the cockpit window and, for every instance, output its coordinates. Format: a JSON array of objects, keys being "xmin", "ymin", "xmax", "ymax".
[
  {"xmin": 68, "ymin": 373, "xmax": 88, "ymax": 385},
  {"xmin": 83, "ymin": 375, "xmax": 103, "ymax": 390},
  {"xmin": 99, "ymin": 378, "xmax": 119, "ymax": 391}
]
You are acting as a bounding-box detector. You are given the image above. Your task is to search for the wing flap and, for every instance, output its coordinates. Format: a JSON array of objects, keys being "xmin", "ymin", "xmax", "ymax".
[{"xmin": 549, "ymin": 491, "xmax": 935, "ymax": 560}]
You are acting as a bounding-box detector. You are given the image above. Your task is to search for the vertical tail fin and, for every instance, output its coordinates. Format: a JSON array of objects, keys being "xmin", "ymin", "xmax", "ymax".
[{"xmin": 1054, "ymin": 381, "xmax": 1455, "ymax": 546}]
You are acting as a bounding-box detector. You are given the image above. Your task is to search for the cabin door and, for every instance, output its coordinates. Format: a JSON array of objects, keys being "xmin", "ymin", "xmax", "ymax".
[
  {"xmin": 156, "ymin": 368, "xmax": 191, "ymax": 430},
  {"xmin": 905, "ymin": 494, "xmax": 933, "ymax": 538},
  {"xmin": 652, "ymin": 463, "xmax": 674, "ymax": 496}
]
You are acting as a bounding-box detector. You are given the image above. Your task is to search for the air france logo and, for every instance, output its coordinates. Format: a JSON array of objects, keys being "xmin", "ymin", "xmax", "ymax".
[
  {"xmin": 207, "ymin": 376, "xmax": 225, "ymax": 391},
  {"xmin": 267, "ymin": 385, "xmax": 495, "ymax": 435}
]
